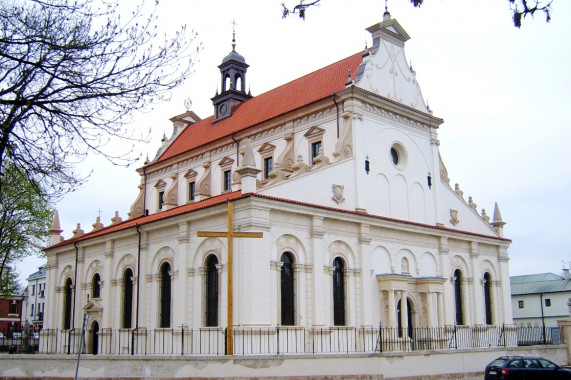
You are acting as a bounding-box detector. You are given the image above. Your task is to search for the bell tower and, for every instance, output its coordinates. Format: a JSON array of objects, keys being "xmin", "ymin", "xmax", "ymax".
[{"xmin": 211, "ymin": 24, "xmax": 252, "ymax": 122}]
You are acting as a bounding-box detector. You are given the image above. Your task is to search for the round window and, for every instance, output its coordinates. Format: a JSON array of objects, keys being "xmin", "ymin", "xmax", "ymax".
[
  {"xmin": 390, "ymin": 143, "xmax": 407, "ymax": 170},
  {"xmin": 390, "ymin": 148, "xmax": 399, "ymax": 165}
]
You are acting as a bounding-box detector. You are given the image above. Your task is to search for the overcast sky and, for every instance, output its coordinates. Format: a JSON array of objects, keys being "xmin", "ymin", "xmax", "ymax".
[{"xmin": 17, "ymin": 0, "xmax": 571, "ymax": 282}]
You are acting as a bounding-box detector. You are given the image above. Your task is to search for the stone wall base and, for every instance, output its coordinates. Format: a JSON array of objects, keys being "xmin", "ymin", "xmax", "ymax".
[{"xmin": 0, "ymin": 346, "xmax": 566, "ymax": 379}]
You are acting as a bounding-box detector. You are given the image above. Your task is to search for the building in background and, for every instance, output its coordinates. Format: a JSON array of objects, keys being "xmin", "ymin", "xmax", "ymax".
[
  {"xmin": 23, "ymin": 265, "xmax": 47, "ymax": 331},
  {"xmin": 0, "ymin": 293, "xmax": 23, "ymax": 336},
  {"xmin": 511, "ymin": 271, "xmax": 571, "ymax": 328}
]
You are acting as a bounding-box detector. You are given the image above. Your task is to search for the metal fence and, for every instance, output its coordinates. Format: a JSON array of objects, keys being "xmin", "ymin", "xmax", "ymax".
[{"xmin": 2, "ymin": 325, "xmax": 562, "ymax": 356}]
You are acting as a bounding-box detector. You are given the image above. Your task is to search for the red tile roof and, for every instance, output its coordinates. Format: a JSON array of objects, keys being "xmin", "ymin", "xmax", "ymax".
[
  {"xmin": 47, "ymin": 191, "xmax": 245, "ymax": 249},
  {"xmin": 47, "ymin": 191, "xmax": 508, "ymax": 250},
  {"xmin": 157, "ymin": 51, "xmax": 365, "ymax": 163}
]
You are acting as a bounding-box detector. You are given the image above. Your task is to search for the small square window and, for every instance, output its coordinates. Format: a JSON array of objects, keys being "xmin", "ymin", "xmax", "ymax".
[
  {"xmin": 311, "ymin": 141, "xmax": 322, "ymax": 165},
  {"xmin": 264, "ymin": 157, "xmax": 273, "ymax": 179},
  {"xmin": 545, "ymin": 298, "xmax": 551, "ymax": 307},
  {"xmin": 188, "ymin": 182, "xmax": 195, "ymax": 201},
  {"xmin": 518, "ymin": 300, "xmax": 524, "ymax": 309},
  {"xmin": 223, "ymin": 170, "xmax": 231, "ymax": 191}
]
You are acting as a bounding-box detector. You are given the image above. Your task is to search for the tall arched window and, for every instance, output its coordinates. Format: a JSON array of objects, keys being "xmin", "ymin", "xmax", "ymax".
[
  {"xmin": 333, "ymin": 257, "xmax": 346, "ymax": 326},
  {"xmin": 63, "ymin": 277, "xmax": 73, "ymax": 330},
  {"xmin": 281, "ymin": 252, "xmax": 295, "ymax": 326},
  {"xmin": 91, "ymin": 273, "xmax": 101, "ymax": 299},
  {"xmin": 205, "ymin": 255, "xmax": 219, "ymax": 327},
  {"xmin": 159, "ymin": 262, "xmax": 172, "ymax": 328},
  {"xmin": 454, "ymin": 269, "xmax": 464, "ymax": 325},
  {"xmin": 123, "ymin": 268, "xmax": 134, "ymax": 329},
  {"xmin": 484, "ymin": 272, "xmax": 493, "ymax": 325}
]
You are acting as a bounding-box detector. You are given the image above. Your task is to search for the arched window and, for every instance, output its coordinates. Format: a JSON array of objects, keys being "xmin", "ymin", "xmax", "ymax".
[
  {"xmin": 205, "ymin": 255, "xmax": 219, "ymax": 327},
  {"xmin": 122, "ymin": 268, "xmax": 134, "ymax": 329},
  {"xmin": 224, "ymin": 75, "xmax": 231, "ymax": 92},
  {"xmin": 484, "ymin": 272, "xmax": 493, "ymax": 325},
  {"xmin": 333, "ymin": 257, "xmax": 346, "ymax": 326},
  {"xmin": 91, "ymin": 273, "xmax": 101, "ymax": 299},
  {"xmin": 63, "ymin": 277, "xmax": 73, "ymax": 330},
  {"xmin": 235, "ymin": 75, "xmax": 243, "ymax": 91},
  {"xmin": 280, "ymin": 252, "xmax": 295, "ymax": 326},
  {"xmin": 159, "ymin": 262, "xmax": 172, "ymax": 328},
  {"xmin": 454, "ymin": 269, "xmax": 464, "ymax": 325}
]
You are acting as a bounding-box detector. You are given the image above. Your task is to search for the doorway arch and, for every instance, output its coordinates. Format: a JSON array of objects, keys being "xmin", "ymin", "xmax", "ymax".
[{"xmin": 90, "ymin": 320, "xmax": 99, "ymax": 355}]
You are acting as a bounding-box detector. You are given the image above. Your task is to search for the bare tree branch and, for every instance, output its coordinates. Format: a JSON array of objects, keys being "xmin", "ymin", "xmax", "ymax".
[{"xmin": 0, "ymin": 0, "xmax": 201, "ymax": 200}]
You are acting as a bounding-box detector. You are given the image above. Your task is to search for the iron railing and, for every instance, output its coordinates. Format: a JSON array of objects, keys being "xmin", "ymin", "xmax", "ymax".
[{"xmin": 2, "ymin": 325, "xmax": 563, "ymax": 356}]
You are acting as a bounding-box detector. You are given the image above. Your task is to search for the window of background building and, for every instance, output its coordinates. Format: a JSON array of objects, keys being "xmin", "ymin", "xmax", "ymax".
[
  {"xmin": 545, "ymin": 298, "xmax": 551, "ymax": 307},
  {"xmin": 518, "ymin": 300, "xmax": 524, "ymax": 308}
]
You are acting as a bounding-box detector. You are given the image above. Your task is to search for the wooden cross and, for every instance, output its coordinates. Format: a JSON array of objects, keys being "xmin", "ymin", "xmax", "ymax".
[{"xmin": 197, "ymin": 202, "xmax": 263, "ymax": 355}]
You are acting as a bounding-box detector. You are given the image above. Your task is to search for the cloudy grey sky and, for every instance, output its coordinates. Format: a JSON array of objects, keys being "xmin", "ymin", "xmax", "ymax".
[{"xmin": 18, "ymin": 0, "xmax": 571, "ymax": 282}]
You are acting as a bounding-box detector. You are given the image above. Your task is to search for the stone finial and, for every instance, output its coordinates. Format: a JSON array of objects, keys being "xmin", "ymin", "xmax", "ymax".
[
  {"xmin": 239, "ymin": 138, "xmax": 257, "ymax": 169},
  {"xmin": 236, "ymin": 138, "xmax": 261, "ymax": 194},
  {"xmin": 491, "ymin": 202, "xmax": 506, "ymax": 237},
  {"xmin": 72, "ymin": 223, "xmax": 85, "ymax": 238},
  {"xmin": 289, "ymin": 155, "xmax": 310, "ymax": 179},
  {"xmin": 454, "ymin": 184, "xmax": 464, "ymax": 199},
  {"xmin": 468, "ymin": 196, "xmax": 477, "ymax": 211},
  {"xmin": 49, "ymin": 210, "xmax": 64, "ymax": 246},
  {"xmin": 110, "ymin": 211, "xmax": 123, "ymax": 225},
  {"xmin": 481, "ymin": 209, "xmax": 490, "ymax": 223},
  {"xmin": 312, "ymin": 147, "xmax": 330, "ymax": 169},
  {"xmin": 91, "ymin": 216, "xmax": 104, "ymax": 232}
]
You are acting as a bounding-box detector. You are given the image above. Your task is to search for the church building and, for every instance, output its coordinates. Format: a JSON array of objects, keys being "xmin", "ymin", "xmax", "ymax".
[{"xmin": 43, "ymin": 11, "xmax": 513, "ymax": 355}]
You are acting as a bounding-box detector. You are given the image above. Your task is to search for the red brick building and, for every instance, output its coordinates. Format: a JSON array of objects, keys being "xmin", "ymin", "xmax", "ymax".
[{"xmin": 0, "ymin": 296, "xmax": 23, "ymax": 336}]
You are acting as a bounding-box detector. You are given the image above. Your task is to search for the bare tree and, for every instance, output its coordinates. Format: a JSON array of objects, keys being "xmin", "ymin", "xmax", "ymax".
[
  {"xmin": 282, "ymin": 0, "xmax": 321, "ymax": 20},
  {"xmin": 282, "ymin": 0, "xmax": 554, "ymax": 27},
  {"xmin": 0, "ymin": 0, "xmax": 199, "ymax": 199}
]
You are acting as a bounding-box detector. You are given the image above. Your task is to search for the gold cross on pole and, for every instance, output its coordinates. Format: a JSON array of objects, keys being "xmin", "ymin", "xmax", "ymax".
[{"xmin": 196, "ymin": 202, "xmax": 262, "ymax": 355}]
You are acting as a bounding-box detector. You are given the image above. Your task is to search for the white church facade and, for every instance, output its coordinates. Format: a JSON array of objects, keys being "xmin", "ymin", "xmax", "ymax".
[{"xmin": 42, "ymin": 12, "xmax": 513, "ymax": 355}]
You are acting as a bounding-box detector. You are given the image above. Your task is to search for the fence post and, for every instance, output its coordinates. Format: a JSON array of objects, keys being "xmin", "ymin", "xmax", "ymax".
[
  {"xmin": 181, "ymin": 326, "xmax": 184, "ymax": 356},
  {"xmin": 224, "ymin": 328, "xmax": 228, "ymax": 356},
  {"xmin": 376, "ymin": 322, "xmax": 383, "ymax": 353}
]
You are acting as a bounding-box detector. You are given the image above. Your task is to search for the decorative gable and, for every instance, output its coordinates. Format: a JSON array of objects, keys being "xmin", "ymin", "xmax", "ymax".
[{"xmin": 355, "ymin": 13, "xmax": 428, "ymax": 112}]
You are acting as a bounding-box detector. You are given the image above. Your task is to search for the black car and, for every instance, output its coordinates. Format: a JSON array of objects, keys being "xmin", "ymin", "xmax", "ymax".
[{"xmin": 485, "ymin": 356, "xmax": 571, "ymax": 379}]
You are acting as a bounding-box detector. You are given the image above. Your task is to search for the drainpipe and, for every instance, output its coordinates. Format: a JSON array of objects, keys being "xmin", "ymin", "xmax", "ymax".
[
  {"xmin": 231, "ymin": 131, "xmax": 240, "ymax": 164},
  {"xmin": 332, "ymin": 93, "xmax": 340, "ymax": 138},
  {"xmin": 135, "ymin": 225, "xmax": 142, "ymax": 330},
  {"xmin": 69, "ymin": 241, "xmax": 79, "ymax": 355},
  {"xmin": 72, "ymin": 242, "xmax": 79, "ymax": 330},
  {"xmin": 133, "ymin": 224, "xmax": 142, "ymax": 355},
  {"xmin": 142, "ymin": 166, "xmax": 147, "ymax": 216},
  {"xmin": 540, "ymin": 293, "xmax": 546, "ymax": 345}
]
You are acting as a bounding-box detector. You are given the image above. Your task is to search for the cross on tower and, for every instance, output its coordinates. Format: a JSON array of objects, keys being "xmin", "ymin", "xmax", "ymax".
[
  {"xmin": 197, "ymin": 202, "xmax": 263, "ymax": 355},
  {"xmin": 231, "ymin": 19, "xmax": 238, "ymax": 50}
]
